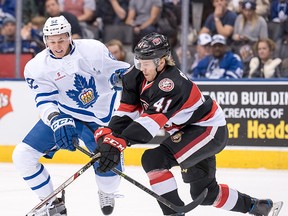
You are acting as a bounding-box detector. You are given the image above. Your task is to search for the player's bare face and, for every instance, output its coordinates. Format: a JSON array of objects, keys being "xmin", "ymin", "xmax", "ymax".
[
  {"xmin": 138, "ymin": 59, "xmax": 158, "ymax": 82},
  {"xmin": 46, "ymin": 33, "xmax": 71, "ymax": 58}
]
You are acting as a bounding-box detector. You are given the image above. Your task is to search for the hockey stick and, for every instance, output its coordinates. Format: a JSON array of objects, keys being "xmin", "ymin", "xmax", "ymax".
[
  {"xmin": 25, "ymin": 151, "xmax": 101, "ymax": 216},
  {"xmin": 75, "ymin": 144, "xmax": 208, "ymax": 214}
]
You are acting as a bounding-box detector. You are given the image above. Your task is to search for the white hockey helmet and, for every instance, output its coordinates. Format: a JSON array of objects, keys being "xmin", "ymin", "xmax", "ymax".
[{"xmin": 43, "ymin": 16, "xmax": 72, "ymax": 44}]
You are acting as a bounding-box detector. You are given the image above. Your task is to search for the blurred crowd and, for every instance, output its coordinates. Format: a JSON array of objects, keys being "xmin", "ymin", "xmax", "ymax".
[{"xmin": 1, "ymin": 0, "xmax": 288, "ymax": 78}]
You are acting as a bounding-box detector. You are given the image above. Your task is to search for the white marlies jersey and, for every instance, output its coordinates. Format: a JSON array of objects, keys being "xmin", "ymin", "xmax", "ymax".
[{"xmin": 24, "ymin": 39, "xmax": 130, "ymax": 126}]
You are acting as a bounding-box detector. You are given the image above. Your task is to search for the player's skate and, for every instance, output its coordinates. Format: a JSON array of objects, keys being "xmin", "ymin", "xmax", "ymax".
[
  {"xmin": 45, "ymin": 197, "xmax": 67, "ymax": 216},
  {"xmin": 270, "ymin": 201, "xmax": 283, "ymax": 216},
  {"xmin": 33, "ymin": 191, "xmax": 67, "ymax": 216},
  {"xmin": 98, "ymin": 190, "xmax": 115, "ymax": 215},
  {"xmin": 249, "ymin": 198, "xmax": 273, "ymax": 216}
]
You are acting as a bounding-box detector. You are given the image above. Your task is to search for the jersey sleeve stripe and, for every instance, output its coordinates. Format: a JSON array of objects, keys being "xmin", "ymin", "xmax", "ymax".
[
  {"xmin": 170, "ymin": 84, "xmax": 202, "ymax": 119},
  {"xmin": 35, "ymin": 90, "xmax": 59, "ymax": 100},
  {"xmin": 114, "ymin": 110, "xmax": 140, "ymax": 120},
  {"xmin": 198, "ymin": 100, "xmax": 218, "ymax": 122},
  {"xmin": 134, "ymin": 116, "xmax": 162, "ymax": 137},
  {"xmin": 36, "ymin": 100, "xmax": 58, "ymax": 107},
  {"xmin": 181, "ymin": 84, "xmax": 202, "ymax": 109},
  {"xmin": 118, "ymin": 103, "xmax": 139, "ymax": 112},
  {"xmin": 141, "ymin": 113, "xmax": 168, "ymax": 128}
]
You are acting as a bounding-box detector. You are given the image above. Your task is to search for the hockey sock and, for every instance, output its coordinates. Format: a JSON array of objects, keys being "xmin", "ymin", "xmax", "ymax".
[
  {"xmin": 213, "ymin": 184, "xmax": 251, "ymax": 213},
  {"xmin": 147, "ymin": 169, "xmax": 184, "ymax": 215}
]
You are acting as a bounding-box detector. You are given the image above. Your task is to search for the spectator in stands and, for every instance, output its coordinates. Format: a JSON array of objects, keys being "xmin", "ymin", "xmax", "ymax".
[
  {"xmin": 268, "ymin": 0, "xmax": 288, "ymax": 42},
  {"xmin": 0, "ymin": 0, "xmax": 16, "ymax": 17},
  {"xmin": 192, "ymin": 34, "xmax": 243, "ymax": 79},
  {"xmin": 270, "ymin": 0, "xmax": 288, "ymax": 22},
  {"xmin": 21, "ymin": 16, "xmax": 46, "ymax": 53},
  {"xmin": 96, "ymin": 0, "xmax": 129, "ymax": 25},
  {"xmin": 232, "ymin": 0, "xmax": 268, "ymax": 53},
  {"xmin": 199, "ymin": 0, "xmax": 237, "ymax": 44},
  {"xmin": 0, "ymin": 16, "xmax": 40, "ymax": 54},
  {"xmin": 0, "ymin": 0, "xmax": 16, "ymax": 27},
  {"xmin": 125, "ymin": 0, "xmax": 162, "ymax": 50},
  {"xmin": 157, "ymin": 0, "xmax": 180, "ymax": 50},
  {"xmin": 22, "ymin": 0, "xmax": 40, "ymax": 25},
  {"xmin": 190, "ymin": 0, "xmax": 214, "ymax": 32},
  {"xmin": 248, "ymin": 38, "xmax": 282, "ymax": 78},
  {"xmin": 95, "ymin": 0, "xmax": 130, "ymax": 43},
  {"xmin": 45, "ymin": 0, "xmax": 82, "ymax": 39},
  {"xmin": 239, "ymin": 44, "xmax": 255, "ymax": 77},
  {"xmin": 58, "ymin": 0, "xmax": 96, "ymax": 38},
  {"xmin": 228, "ymin": 0, "xmax": 270, "ymax": 18},
  {"xmin": 190, "ymin": 33, "xmax": 212, "ymax": 73},
  {"xmin": 59, "ymin": 0, "xmax": 95, "ymax": 22},
  {"xmin": 279, "ymin": 57, "xmax": 288, "ymax": 77},
  {"xmin": 105, "ymin": 39, "xmax": 134, "ymax": 65}
]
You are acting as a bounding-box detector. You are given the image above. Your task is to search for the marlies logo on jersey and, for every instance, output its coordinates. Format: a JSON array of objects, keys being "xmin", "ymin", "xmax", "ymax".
[
  {"xmin": 158, "ymin": 78, "xmax": 174, "ymax": 92},
  {"xmin": 0, "ymin": 88, "xmax": 13, "ymax": 119},
  {"xmin": 171, "ymin": 131, "xmax": 183, "ymax": 143},
  {"xmin": 66, "ymin": 74, "xmax": 99, "ymax": 108}
]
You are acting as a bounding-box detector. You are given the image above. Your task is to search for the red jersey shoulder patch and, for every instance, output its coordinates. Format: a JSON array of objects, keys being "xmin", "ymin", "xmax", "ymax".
[{"xmin": 158, "ymin": 78, "xmax": 174, "ymax": 92}]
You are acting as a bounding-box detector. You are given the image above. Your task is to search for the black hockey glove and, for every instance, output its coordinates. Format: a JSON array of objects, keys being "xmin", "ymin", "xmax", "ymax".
[
  {"xmin": 97, "ymin": 133, "xmax": 127, "ymax": 173},
  {"xmin": 50, "ymin": 114, "xmax": 78, "ymax": 151}
]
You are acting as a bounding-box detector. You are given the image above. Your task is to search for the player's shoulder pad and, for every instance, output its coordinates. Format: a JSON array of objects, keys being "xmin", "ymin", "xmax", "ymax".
[
  {"xmin": 74, "ymin": 39, "xmax": 105, "ymax": 54},
  {"xmin": 154, "ymin": 66, "xmax": 186, "ymax": 94},
  {"xmin": 24, "ymin": 50, "xmax": 47, "ymax": 78}
]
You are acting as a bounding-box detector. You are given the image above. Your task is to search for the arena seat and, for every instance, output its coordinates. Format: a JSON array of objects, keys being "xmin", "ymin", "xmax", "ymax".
[{"xmin": 0, "ymin": 53, "xmax": 34, "ymax": 78}]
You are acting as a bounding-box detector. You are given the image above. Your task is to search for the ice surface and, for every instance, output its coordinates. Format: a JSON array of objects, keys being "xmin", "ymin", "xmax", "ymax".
[{"xmin": 1, "ymin": 163, "xmax": 287, "ymax": 216}]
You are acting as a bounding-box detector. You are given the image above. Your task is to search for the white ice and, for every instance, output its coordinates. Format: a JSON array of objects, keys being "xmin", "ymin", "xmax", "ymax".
[{"xmin": 1, "ymin": 163, "xmax": 287, "ymax": 216}]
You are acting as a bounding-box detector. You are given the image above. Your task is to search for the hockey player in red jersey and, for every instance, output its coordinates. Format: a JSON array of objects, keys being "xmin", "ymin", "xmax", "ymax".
[{"xmin": 94, "ymin": 32, "xmax": 283, "ymax": 216}]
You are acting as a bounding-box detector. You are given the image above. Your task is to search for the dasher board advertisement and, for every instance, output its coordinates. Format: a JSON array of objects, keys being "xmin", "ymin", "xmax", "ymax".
[{"xmin": 197, "ymin": 80, "xmax": 288, "ymax": 147}]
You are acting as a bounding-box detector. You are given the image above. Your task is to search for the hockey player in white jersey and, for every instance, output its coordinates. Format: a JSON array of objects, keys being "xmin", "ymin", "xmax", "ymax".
[{"xmin": 12, "ymin": 15, "xmax": 130, "ymax": 215}]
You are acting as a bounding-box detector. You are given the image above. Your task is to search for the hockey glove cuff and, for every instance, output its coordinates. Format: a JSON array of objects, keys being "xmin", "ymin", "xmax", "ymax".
[{"xmin": 94, "ymin": 127, "xmax": 112, "ymax": 143}]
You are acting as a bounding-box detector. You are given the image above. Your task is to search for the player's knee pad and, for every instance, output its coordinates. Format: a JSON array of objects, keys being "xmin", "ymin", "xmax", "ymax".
[
  {"xmin": 12, "ymin": 142, "xmax": 43, "ymax": 175},
  {"xmin": 141, "ymin": 148, "xmax": 168, "ymax": 173}
]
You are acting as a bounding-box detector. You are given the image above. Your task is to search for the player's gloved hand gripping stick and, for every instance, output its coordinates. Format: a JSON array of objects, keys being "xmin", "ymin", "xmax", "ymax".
[{"xmin": 50, "ymin": 113, "xmax": 79, "ymax": 151}]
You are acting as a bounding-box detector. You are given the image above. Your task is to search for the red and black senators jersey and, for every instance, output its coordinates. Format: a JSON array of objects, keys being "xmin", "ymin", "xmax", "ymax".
[{"xmin": 108, "ymin": 65, "xmax": 226, "ymax": 145}]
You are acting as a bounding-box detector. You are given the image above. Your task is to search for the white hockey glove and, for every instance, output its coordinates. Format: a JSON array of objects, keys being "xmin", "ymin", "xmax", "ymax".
[
  {"xmin": 249, "ymin": 57, "xmax": 260, "ymax": 77},
  {"xmin": 263, "ymin": 58, "xmax": 282, "ymax": 78}
]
